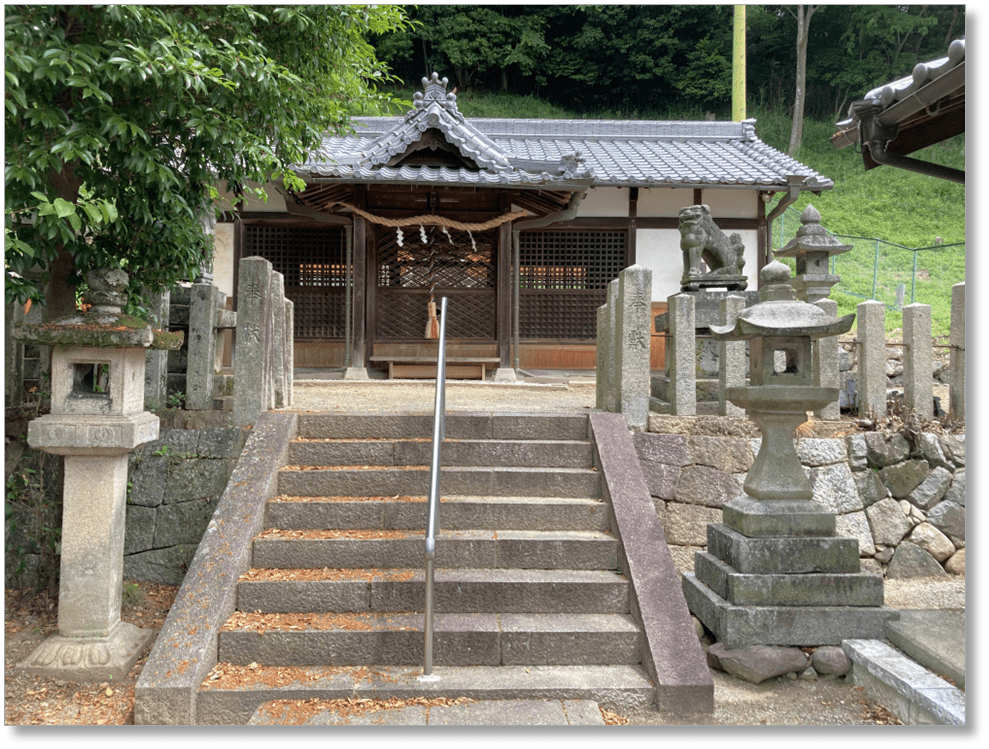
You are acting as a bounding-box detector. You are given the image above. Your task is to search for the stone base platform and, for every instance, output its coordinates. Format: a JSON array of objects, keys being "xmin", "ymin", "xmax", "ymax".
[
  {"xmin": 683, "ymin": 574, "xmax": 898, "ymax": 649},
  {"xmin": 19, "ymin": 621, "xmax": 154, "ymax": 682}
]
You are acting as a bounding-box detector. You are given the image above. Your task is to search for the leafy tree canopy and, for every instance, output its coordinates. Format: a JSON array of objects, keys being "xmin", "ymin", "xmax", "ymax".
[{"xmin": 5, "ymin": 4, "xmax": 408, "ymax": 311}]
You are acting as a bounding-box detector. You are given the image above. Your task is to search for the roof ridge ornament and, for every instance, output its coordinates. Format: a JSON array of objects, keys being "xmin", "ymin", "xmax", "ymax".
[{"xmin": 413, "ymin": 73, "xmax": 459, "ymax": 115}]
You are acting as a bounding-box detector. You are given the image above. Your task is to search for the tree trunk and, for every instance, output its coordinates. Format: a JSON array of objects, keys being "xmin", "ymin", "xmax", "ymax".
[
  {"xmin": 787, "ymin": 5, "xmax": 817, "ymax": 157},
  {"xmin": 44, "ymin": 163, "xmax": 85, "ymax": 320}
]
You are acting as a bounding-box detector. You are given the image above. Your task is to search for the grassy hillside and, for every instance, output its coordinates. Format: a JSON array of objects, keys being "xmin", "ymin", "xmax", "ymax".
[{"xmin": 372, "ymin": 88, "xmax": 966, "ymax": 334}]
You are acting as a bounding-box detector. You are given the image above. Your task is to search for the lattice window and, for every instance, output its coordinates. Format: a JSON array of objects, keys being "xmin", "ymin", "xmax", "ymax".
[
  {"xmin": 517, "ymin": 230, "xmax": 626, "ymax": 339},
  {"xmin": 244, "ymin": 225, "xmax": 348, "ymax": 339},
  {"xmin": 518, "ymin": 230, "xmax": 625, "ymax": 290}
]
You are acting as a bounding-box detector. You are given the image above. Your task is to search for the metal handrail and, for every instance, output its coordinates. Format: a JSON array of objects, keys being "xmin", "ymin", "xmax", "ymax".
[{"xmin": 420, "ymin": 296, "xmax": 448, "ymax": 680}]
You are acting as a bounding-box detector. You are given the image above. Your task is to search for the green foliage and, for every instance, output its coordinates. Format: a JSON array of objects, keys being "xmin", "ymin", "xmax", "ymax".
[{"xmin": 5, "ymin": 5, "xmax": 409, "ymax": 308}]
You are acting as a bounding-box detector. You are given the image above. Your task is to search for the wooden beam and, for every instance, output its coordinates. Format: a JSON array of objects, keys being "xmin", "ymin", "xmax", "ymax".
[
  {"xmin": 497, "ymin": 212, "xmax": 512, "ymax": 369},
  {"xmin": 352, "ymin": 216, "xmax": 367, "ymax": 368}
]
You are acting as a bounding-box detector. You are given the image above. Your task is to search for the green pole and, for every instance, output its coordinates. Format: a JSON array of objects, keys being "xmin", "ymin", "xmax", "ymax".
[{"xmin": 733, "ymin": 5, "xmax": 746, "ymax": 121}]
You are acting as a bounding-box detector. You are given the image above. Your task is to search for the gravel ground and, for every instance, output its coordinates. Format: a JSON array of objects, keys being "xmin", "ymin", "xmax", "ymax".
[{"xmin": 287, "ymin": 379, "xmax": 599, "ymax": 414}]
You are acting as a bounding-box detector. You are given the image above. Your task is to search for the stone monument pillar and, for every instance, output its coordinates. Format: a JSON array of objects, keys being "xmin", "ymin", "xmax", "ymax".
[
  {"xmin": 681, "ymin": 262, "xmax": 898, "ymax": 648},
  {"xmin": 12, "ymin": 268, "xmax": 183, "ymax": 681}
]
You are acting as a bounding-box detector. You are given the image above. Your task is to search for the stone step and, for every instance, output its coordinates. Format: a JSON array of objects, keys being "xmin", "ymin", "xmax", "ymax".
[
  {"xmin": 277, "ymin": 465, "xmax": 601, "ymax": 499},
  {"xmin": 236, "ymin": 568, "xmax": 630, "ymax": 614},
  {"xmin": 217, "ymin": 612, "xmax": 642, "ymax": 668},
  {"xmin": 265, "ymin": 495, "xmax": 612, "ymax": 532},
  {"xmin": 251, "ymin": 529, "xmax": 618, "ymax": 571},
  {"xmin": 296, "ymin": 413, "xmax": 590, "ymax": 442},
  {"xmin": 288, "ymin": 438, "xmax": 594, "ymax": 469},
  {"xmin": 693, "ymin": 551, "xmax": 886, "ymax": 607},
  {"xmin": 247, "ymin": 698, "xmax": 608, "ymax": 726},
  {"xmin": 197, "ymin": 664, "xmax": 654, "ymax": 725},
  {"xmin": 707, "ymin": 524, "xmax": 861, "ymax": 575}
]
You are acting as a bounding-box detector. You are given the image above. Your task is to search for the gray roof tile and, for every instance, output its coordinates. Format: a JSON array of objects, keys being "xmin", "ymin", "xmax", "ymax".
[{"xmin": 297, "ymin": 75, "xmax": 832, "ymax": 192}]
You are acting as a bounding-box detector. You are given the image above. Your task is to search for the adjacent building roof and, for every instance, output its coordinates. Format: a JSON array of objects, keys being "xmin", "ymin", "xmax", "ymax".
[
  {"xmin": 294, "ymin": 74, "xmax": 832, "ymax": 193},
  {"xmin": 831, "ymin": 38, "xmax": 965, "ymax": 173}
]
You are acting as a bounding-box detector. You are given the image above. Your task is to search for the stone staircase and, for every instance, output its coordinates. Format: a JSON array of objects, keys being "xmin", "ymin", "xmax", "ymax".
[{"xmin": 195, "ymin": 413, "xmax": 655, "ymax": 724}]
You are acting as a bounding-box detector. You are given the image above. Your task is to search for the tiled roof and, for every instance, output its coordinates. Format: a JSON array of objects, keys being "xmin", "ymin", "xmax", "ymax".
[
  {"xmin": 296, "ymin": 75, "xmax": 831, "ymax": 192},
  {"xmin": 833, "ymin": 38, "xmax": 965, "ymax": 147}
]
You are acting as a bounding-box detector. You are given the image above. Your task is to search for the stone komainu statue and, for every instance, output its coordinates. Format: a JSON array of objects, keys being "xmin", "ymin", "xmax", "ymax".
[{"xmin": 678, "ymin": 204, "xmax": 747, "ymax": 291}]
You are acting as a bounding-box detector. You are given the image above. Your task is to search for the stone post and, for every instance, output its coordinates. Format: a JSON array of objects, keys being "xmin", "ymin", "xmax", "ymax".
[
  {"xmin": 284, "ymin": 298, "xmax": 295, "ymax": 408},
  {"xmin": 718, "ymin": 295, "xmax": 746, "ymax": 418},
  {"xmin": 5, "ymin": 301, "xmax": 26, "ymax": 407},
  {"xmin": 949, "ymin": 283, "xmax": 965, "ymax": 422},
  {"xmin": 143, "ymin": 289, "xmax": 170, "ymax": 409},
  {"xmin": 271, "ymin": 272, "xmax": 287, "ymax": 409},
  {"xmin": 234, "ymin": 257, "xmax": 273, "ymax": 427},
  {"xmin": 185, "ymin": 283, "xmax": 220, "ymax": 410},
  {"xmin": 12, "ymin": 268, "xmax": 183, "ymax": 681},
  {"xmin": 857, "ymin": 300, "xmax": 886, "ymax": 419},
  {"xmin": 902, "ymin": 303, "xmax": 933, "ymax": 420},
  {"xmin": 813, "ymin": 299, "xmax": 841, "ymax": 421},
  {"xmin": 667, "ymin": 293, "xmax": 696, "ymax": 416},
  {"xmin": 605, "ymin": 279, "xmax": 621, "ymax": 412},
  {"xmin": 615, "ymin": 265, "xmax": 652, "ymax": 431},
  {"xmin": 595, "ymin": 304, "xmax": 610, "ymax": 410}
]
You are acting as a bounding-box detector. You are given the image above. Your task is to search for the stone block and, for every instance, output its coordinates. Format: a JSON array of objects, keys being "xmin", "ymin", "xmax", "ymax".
[
  {"xmin": 722, "ymin": 496, "xmax": 836, "ymax": 538},
  {"xmin": 124, "ymin": 544, "xmax": 200, "ymax": 585},
  {"xmin": 939, "ymin": 434, "xmax": 965, "ymax": 469},
  {"xmin": 906, "ymin": 466, "xmax": 953, "ymax": 510},
  {"xmin": 674, "ymin": 465, "xmax": 741, "ymax": 508},
  {"xmin": 808, "ymin": 462, "xmax": 863, "ymax": 514},
  {"xmin": 864, "ymin": 432, "xmax": 910, "ymax": 468},
  {"xmin": 663, "ymin": 503, "xmax": 723, "ymax": 546},
  {"xmin": 812, "ymin": 646, "xmax": 851, "ymax": 676},
  {"xmin": 879, "ymin": 460, "xmax": 930, "ymax": 499},
  {"xmin": 124, "ymin": 503, "xmax": 157, "ymax": 554},
  {"xmin": 915, "ymin": 433, "xmax": 951, "ymax": 470},
  {"xmin": 926, "ymin": 500, "xmax": 964, "ymax": 544},
  {"xmin": 127, "ymin": 452, "xmax": 168, "ymax": 508},
  {"xmin": 853, "ymin": 469, "xmax": 887, "ymax": 509},
  {"xmin": 846, "ymin": 433, "xmax": 868, "ymax": 471},
  {"xmin": 164, "ymin": 459, "xmax": 230, "ymax": 503},
  {"xmin": 153, "ymin": 496, "xmax": 221, "ymax": 548},
  {"xmin": 633, "ymin": 431, "xmax": 690, "ymax": 467},
  {"xmin": 686, "ymin": 436, "xmax": 754, "ymax": 473},
  {"xmin": 796, "ymin": 438, "xmax": 846, "ymax": 467},
  {"xmin": 835, "ymin": 511, "xmax": 875, "ymax": 557},
  {"xmin": 943, "ymin": 470, "xmax": 965, "ymax": 507},
  {"xmin": 694, "ymin": 552, "xmax": 883, "ymax": 607},
  {"xmin": 708, "ymin": 643, "xmax": 808, "ymax": 684},
  {"xmin": 908, "ymin": 523, "xmax": 955, "ymax": 563},
  {"xmin": 886, "ymin": 541, "xmax": 948, "ymax": 579},
  {"xmin": 707, "ymin": 524, "xmax": 859, "ymax": 575},
  {"xmin": 865, "ymin": 497, "xmax": 912, "ymax": 547},
  {"xmin": 683, "ymin": 575, "xmax": 897, "ymax": 648}
]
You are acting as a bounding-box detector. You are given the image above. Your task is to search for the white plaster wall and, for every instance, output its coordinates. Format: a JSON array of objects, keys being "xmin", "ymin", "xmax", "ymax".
[
  {"xmin": 701, "ymin": 188, "xmax": 759, "ymax": 219},
  {"xmin": 636, "ymin": 228, "xmax": 759, "ymax": 302},
  {"xmin": 636, "ymin": 188, "xmax": 696, "ymax": 217},
  {"xmin": 215, "ymin": 182, "xmax": 288, "ymax": 213},
  {"xmin": 212, "ymin": 223, "xmax": 235, "ymax": 299},
  {"xmin": 576, "ymin": 187, "xmax": 628, "ymax": 217}
]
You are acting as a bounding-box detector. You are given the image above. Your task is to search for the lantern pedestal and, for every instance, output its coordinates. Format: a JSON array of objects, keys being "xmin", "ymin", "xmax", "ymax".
[{"xmin": 681, "ymin": 262, "xmax": 898, "ymax": 648}]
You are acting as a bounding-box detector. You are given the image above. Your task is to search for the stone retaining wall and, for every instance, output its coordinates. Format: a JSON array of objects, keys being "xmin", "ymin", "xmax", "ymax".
[
  {"xmin": 124, "ymin": 423, "xmax": 247, "ymax": 584},
  {"xmin": 635, "ymin": 421, "xmax": 965, "ymax": 580}
]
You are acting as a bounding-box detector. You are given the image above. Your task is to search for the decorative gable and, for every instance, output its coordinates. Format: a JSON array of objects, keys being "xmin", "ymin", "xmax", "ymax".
[{"xmin": 356, "ymin": 74, "xmax": 513, "ymax": 172}]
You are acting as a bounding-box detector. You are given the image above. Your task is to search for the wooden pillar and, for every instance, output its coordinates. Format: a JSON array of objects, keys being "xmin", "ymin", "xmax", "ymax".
[
  {"xmin": 497, "ymin": 221, "xmax": 513, "ymax": 369},
  {"xmin": 627, "ymin": 187, "xmax": 638, "ymax": 267},
  {"xmin": 351, "ymin": 216, "xmax": 367, "ymax": 369}
]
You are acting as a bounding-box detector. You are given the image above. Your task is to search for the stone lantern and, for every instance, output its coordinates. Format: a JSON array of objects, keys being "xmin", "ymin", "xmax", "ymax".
[
  {"xmin": 774, "ymin": 204, "xmax": 852, "ymax": 303},
  {"xmin": 13, "ymin": 268, "xmax": 183, "ymax": 681},
  {"xmin": 681, "ymin": 262, "xmax": 898, "ymax": 648}
]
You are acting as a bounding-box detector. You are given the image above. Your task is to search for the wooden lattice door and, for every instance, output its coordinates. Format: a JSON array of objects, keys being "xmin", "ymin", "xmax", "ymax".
[{"xmin": 374, "ymin": 226, "xmax": 497, "ymax": 341}]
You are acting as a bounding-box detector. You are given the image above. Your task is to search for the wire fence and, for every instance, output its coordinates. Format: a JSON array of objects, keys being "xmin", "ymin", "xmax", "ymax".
[{"xmin": 773, "ymin": 206, "xmax": 965, "ymax": 335}]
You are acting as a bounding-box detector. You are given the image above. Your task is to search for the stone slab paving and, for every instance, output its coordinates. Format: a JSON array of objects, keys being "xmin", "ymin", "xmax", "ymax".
[{"xmin": 250, "ymin": 698, "xmax": 607, "ymax": 725}]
